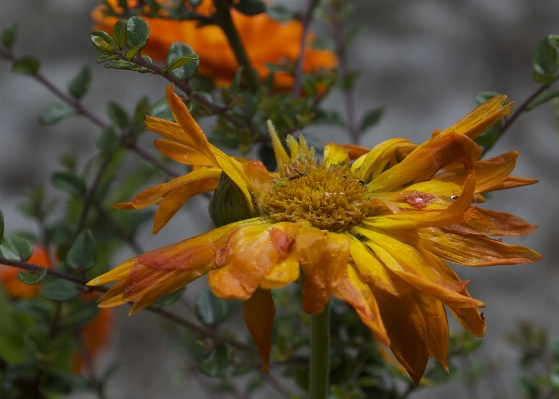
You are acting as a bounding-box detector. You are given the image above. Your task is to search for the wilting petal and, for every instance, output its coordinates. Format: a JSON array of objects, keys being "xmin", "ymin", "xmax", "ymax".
[
  {"xmin": 349, "ymin": 236, "xmax": 399, "ymax": 296},
  {"xmin": 209, "ymin": 222, "xmax": 301, "ymax": 300},
  {"xmin": 368, "ymin": 133, "xmax": 480, "ymax": 192},
  {"xmin": 243, "ymin": 288, "xmax": 276, "ymax": 374},
  {"xmin": 363, "ymin": 171, "xmax": 476, "ymax": 229},
  {"xmin": 341, "ymin": 144, "xmax": 370, "ymax": 159},
  {"xmin": 374, "ymin": 289, "xmax": 449, "ymax": 384},
  {"xmin": 153, "ymin": 179, "xmax": 218, "ymax": 234},
  {"xmin": 113, "ymin": 168, "xmax": 221, "ymax": 210},
  {"xmin": 296, "ymin": 227, "xmax": 350, "ymax": 314},
  {"xmin": 414, "ymin": 227, "xmax": 542, "ymax": 266},
  {"xmin": 261, "ymin": 249, "xmax": 299, "ymax": 289},
  {"xmin": 433, "ymin": 95, "xmax": 512, "ymax": 140},
  {"xmin": 334, "ymin": 265, "xmax": 390, "ymax": 345},
  {"xmin": 154, "ymin": 139, "xmax": 215, "ymax": 166},
  {"xmin": 443, "ymin": 207, "xmax": 537, "ymax": 237},
  {"xmin": 354, "ymin": 138, "xmax": 415, "ymax": 182},
  {"xmin": 354, "ymin": 227, "xmax": 483, "ymax": 308},
  {"xmin": 324, "ymin": 143, "xmax": 350, "ymax": 166},
  {"xmin": 486, "ymin": 176, "xmax": 538, "ymax": 191}
]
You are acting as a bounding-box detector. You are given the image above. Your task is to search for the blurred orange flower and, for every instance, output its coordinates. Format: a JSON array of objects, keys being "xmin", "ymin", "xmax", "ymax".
[
  {"xmin": 92, "ymin": 0, "xmax": 337, "ymax": 90},
  {"xmin": 0, "ymin": 245, "xmax": 51, "ymax": 298}
]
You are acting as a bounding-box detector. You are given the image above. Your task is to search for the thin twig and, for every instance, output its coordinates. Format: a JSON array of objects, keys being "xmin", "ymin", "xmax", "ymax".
[
  {"xmin": 481, "ymin": 84, "xmax": 549, "ymax": 156},
  {"xmin": 292, "ymin": 0, "xmax": 321, "ymax": 97},
  {"xmin": 331, "ymin": 4, "xmax": 359, "ymax": 144}
]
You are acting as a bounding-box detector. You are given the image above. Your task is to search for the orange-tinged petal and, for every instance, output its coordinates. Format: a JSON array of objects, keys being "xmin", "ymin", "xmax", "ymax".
[
  {"xmin": 334, "ymin": 265, "xmax": 390, "ymax": 346},
  {"xmin": 260, "ymin": 249, "xmax": 300, "ymax": 289},
  {"xmin": 323, "ymin": 143, "xmax": 350, "ymax": 166},
  {"xmin": 434, "ymin": 95, "xmax": 512, "ymax": 140},
  {"xmin": 374, "ymin": 289, "xmax": 449, "ymax": 384},
  {"xmin": 341, "ymin": 144, "xmax": 370, "ymax": 159},
  {"xmin": 209, "ymin": 222, "xmax": 290, "ymax": 300},
  {"xmin": 349, "ymin": 236, "xmax": 399, "ymax": 296},
  {"xmin": 243, "ymin": 287, "xmax": 276, "ymax": 374},
  {"xmin": 414, "ymin": 227, "xmax": 542, "ymax": 266},
  {"xmin": 113, "ymin": 168, "xmax": 221, "ymax": 210},
  {"xmin": 296, "ymin": 227, "xmax": 350, "ymax": 314},
  {"xmin": 152, "ymin": 179, "xmax": 218, "ymax": 234},
  {"xmin": 369, "ymin": 133, "xmax": 480, "ymax": 192},
  {"xmin": 443, "ymin": 207, "xmax": 537, "ymax": 237},
  {"xmin": 154, "ymin": 139, "xmax": 215, "ymax": 166},
  {"xmin": 489, "ymin": 176, "xmax": 538, "ymax": 191}
]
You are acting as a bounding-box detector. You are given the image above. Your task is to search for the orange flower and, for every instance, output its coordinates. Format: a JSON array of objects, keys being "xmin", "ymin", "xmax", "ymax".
[
  {"xmin": 0, "ymin": 246, "xmax": 51, "ymax": 298},
  {"xmin": 92, "ymin": 0, "xmax": 336, "ymax": 90},
  {"xmin": 89, "ymin": 87, "xmax": 541, "ymax": 381}
]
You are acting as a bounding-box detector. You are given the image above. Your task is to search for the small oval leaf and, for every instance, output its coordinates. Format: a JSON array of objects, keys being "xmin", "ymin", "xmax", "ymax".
[
  {"xmin": 66, "ymin": 230, "xmax": 96, "ymax": 271},
  {"xmin": 18, "ymin": 268, "xmax": 48, "ymax": 285},
  {"xmin": 40, "ymin": 279, "xmax": 81, "ymax": 301},
  {"xmin": 195, "ymin": 290, "xmax": 229, "ymax": 326},
  {"xmin": 125, "ymin": 16, "xmax": 150, "ymax": 50}
]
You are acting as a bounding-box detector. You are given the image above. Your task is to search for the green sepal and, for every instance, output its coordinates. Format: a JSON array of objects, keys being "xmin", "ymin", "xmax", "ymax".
[
  {"xmin": 39, "ymin": 280, "xmax": 81, "ymax": 301},
  {"xmin": 66, "ymin": 229, "xmax": 96, "ymax": 271},
  {"xmin": 1, "ymin": 22, "xmax": 17, "ymax": 49},
  {"xmin": 39, "ymin": 103, "xmax": 75, "ymax": 125},
  {"xmin": 0, "ymin": 232, "xmax": 33, "ymax": 261},
  {"xmin": 11, "ymin": 56, "xmax": 40, "ymax": 75},
  {"xmin": 17, "ymin": 268, "xmax": 48, "ymax": 285},
  {"xmin": 209, "ymin": 173, "xmax": 254, "ymax": 227},
  {"xmin": 68, "ymin": 65, "xmax": 92, "ymax": 99}
]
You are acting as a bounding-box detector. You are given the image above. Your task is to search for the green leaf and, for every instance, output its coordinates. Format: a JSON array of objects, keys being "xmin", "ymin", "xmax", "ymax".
[
  {"xmin": 311, "ymin": 109, "xmax": 346, "ymax": 128},
  {"xmin": 311, "ymin": 37, "xmax": 336, "ymax": 51},
  {"xmin": 0, "ymin": 232, "xmax": 33, "ymax": 261},
  {"xmin": 359, "ymin": 107, "xmax": 384, "ymax": 133},
  {"xmin": 149, "ymin": 96, "xmax": 174, "ymax": 121},
  {"xmin": 162, "ymin": 53, "xmax": 199, "ymax": 74},
  {"xmin": 1, "ymin": 22, "xmax": 17, "ymax": 49},
  {"xmin": 124, "ymin": 45, "xmax": 143, "ymax": 60},
  {"xmin": 113, "ymin": 19, "xmax": 127, "ymax": 47},
  {"xmin": 90, "ymin": 30, "xmax": 116, "ymax": 54},
  {"xmin": 528, "ymin": 89, "xmax": 559, "ymax": 109},
  {"xmin": 96, "ymin": 54, "xmax": 120, "ymax": 63},
  {"xmin": 234, "ymin": 0, "xmax": 266, "ymax": 15},
  {"xmin": 338, "ymin": 70, "xmax": 359, "ymax": 91},
  {"xmin": 195, "ymin": 290, "xmax": 229, "ymax": 326},
  {"xmin": 125, "ymin": 16, "xmax": 150, "ymax": 50},
  {"xmin": 67, "ymin": 66, "xmax": 92, "ymax": 99},
  {"xmin": 150, "ymin": 287, "xmax": 186, "ymax": 309},
  {"xmin": 17, "ymin": 268, "xmax": 48, "ymax": 285},
  {"xmin": 51, "ymin": 172, "xmax": 86, "ymax": 197},
  {"xmin": 474, "ymin": 119, "xmax": 502, "ymax": 149},
  {"xmin": 97, "ymin": 127, "xmax": 120, "ymax": 153},
  {"xmin": 107, "ymin": 101, "xmax": 129, "ymax": 128},
  {"xmin": 40, "ymin": 280, "xmax": 80, "ymax": 301},
  {"xmin": 11, "ymin": 56, "xmax": 40, "ymax": 75},
  {"xmin": 0, "ymin": 210, "xmax": 3, "ymax": 243},
  {"xmin": 166, "ymin": 42, "xmax": 199, "ymax": 80},
  {"xmin": 199, "ymin": 343, "xmax": 232, "ymax": 377},
  {"xmin": 267, "ymin": 4, "xmax": 297, "ymax": 22},
  {"xmin": 533, "ymin": 38, "xmax": 559, "ymax": 76},
  {"xmin": 38, "ymin": 103, "xmax": 75, "ymax": 125},
  {"xmin": 66, "ymin": 230, "xmax": 96, "ymax": 271}
]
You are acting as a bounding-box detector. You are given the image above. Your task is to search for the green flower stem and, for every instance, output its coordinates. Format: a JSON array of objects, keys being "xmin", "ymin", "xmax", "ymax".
[
  {"xmin": 309, "ymin": 302, "xmax": 330, "ymax": 399},
  {"xmin": 212, "ymin": 0, "xmax": 260, "ymax": 92}
]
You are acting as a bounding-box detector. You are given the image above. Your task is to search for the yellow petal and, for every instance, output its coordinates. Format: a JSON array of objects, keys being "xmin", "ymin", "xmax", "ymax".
[
  {"xmin": 434, "ymin": 95, "xmax": 512, "ymax": 140},
  {"xmin": 353, "ymin": 138, "xmax": 415, "ymax": 182},
  {"xmin": 349, "ymin": 236, "xmax": 399, "ymax": 296},
  {"xmin": 323, "ymin": 143, "xmax": 350, "ymax": 166},
  {"xmin": 153, "ymin": 179, "xmax": 218, "ymax": 234},
  {"xmin": 296, "ymin": 227, "xmax": 350, "ymax": 314},
  {"xmin": 260, "ymin": 249, "xmax": 300, "ymax": 289},
  {"xmin": 154, "ymin": 139, "xmax": 215, "ymax": 166},
  {"xmin": 334, "ymin": 265, "xmax": 390, "ymax": 346},
  {"xmin": 414, "ymin": 227, "xmax": 542, "ymax": 266},
  {"xmin": 87, "ymin": 259, "xmax": 135, "ymax": 286},
  {"xmin": 368, "ymin": 133, "xmax": 480, "ymax": 192},
  {"xmin": 113, "ymin": 168, "xmax": 221, "ymax": 210},
  {"xmin": 243, "ymin": 288, "xmax": 276, "ymax": 374},
  {"xmin": 267, "ymin": 120, "xmax": 290, "ymax": 174}
]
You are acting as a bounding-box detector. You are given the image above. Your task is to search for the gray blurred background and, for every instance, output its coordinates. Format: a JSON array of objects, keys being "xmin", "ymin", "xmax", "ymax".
[{"xmin": 1, "ymin": 0, "xmax": 559, "ymax": 398}]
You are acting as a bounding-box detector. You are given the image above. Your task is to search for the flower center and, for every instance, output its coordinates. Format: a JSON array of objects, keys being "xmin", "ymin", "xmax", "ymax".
[{"xmin": 264, "ymin": 160, "xmax": 370, "ymax": 231}]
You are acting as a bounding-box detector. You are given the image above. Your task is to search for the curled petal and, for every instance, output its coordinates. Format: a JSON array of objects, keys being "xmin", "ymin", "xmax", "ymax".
[
  {"xmin": 334, "ymin": 265, "xmax": 390, "ymax": 346},
  {"xmin": 260, "ymin": 250, "xmax": 300, "ymax": 289},
  {"xmin": 369, "ymin": 133, "xmax": 481, "ymax": 192},
  {"xmin": 353, "ymin": 138, "xmax": 415, "ymax": 182},
  {"xmin": 341, "ymin": 144, "xmax": 370, "ymax": 159},
  {"xmin": 415, "ymin": 227, "xmax": 542, "ymax": 266},
  {"xmin": 297, "ymin": 227, "xmax": 350, "ymax": 314},
  {"xmin": 243, "ymin": 288, "xmax": 276, "ymax": 374}
]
